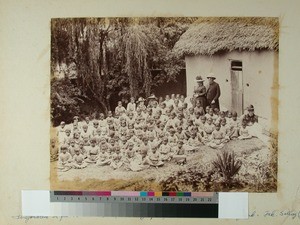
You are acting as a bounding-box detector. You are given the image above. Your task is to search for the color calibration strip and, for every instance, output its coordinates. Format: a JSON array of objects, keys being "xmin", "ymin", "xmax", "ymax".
[
  {"xmin": 49, "ymin": 191, "xmax": 218, "ymax": 217},
  {"xmin": 50, "ymin": 191, "xmax": 218, "ymax": 204},
  {"xmin": 22, "ymin": 191, "xmax": 248, "ymax": 218}
]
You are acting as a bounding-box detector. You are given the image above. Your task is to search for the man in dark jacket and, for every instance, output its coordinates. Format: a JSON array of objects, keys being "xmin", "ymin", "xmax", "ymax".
[{"xmin": 206, "ymin": 73, "xmax": 221, "ymax": 110}]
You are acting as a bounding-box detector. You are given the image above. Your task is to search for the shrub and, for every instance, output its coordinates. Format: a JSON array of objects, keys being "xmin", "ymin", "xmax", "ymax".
[{"xmin": 212, "ymin": 150, "xmax": 242, "ymax": 186}]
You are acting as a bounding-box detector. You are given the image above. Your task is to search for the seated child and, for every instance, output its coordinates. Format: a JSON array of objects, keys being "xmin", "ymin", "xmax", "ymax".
[
  {"xmin": 81, "ymin": 124, "xmax": 91, "ymax": 140},
  {"xmin": 228, "ymin": 111, "xmax": 240, "ymax": 139},
  {"xmin": 86, "ymin": 138, "xmax": 99, "ymax": 163},
  {"xmin": 127, "ymin": 97, "xmax": 136, "ymax": 112},
  {"xmin": 205, "ymin": 106, "xmax": 210, "ymax": 115},
  {"xmin": 78, "ymin": 141, "xmax": 87, "ymax": 158},
  {"xmin": 148, "ymin": 146, "xmax": 164, "ymax": 168},
  {"xmin": 208, "ymin": 123, "xmax": 225, "ymax": 149},
  {"xmin": 194, "ymin": 102, "xmax": 205, "ymax": 116},
  {"xmin": 92, "ymin": 120, "xmax": 100, "ymax": 136},
  {"xmin": 82, "ymin": 136, "xmax": 90, "ymax": 147},
  {"xmin": 213, "ymin": 108, "xmax": 220, "ymax": 118},
  {"xmin": 220, "ymin": 118, "xmax": 230, "ymax": 142},
  {"xmin": 72, "ymin": 147, "xmax": 87, "ymax": 169},
  {"xmin": 115, "ymin": 101, "xmax": 126, "ymax": 117},
  {"xmin": 176, "ymin": 113, "xmax": 187, "ymax": 130},
  {"xmin": 226, "ymin": 111, "xmax": 234, "ymax": 125},
  {"xmin": 119, "ymin": 136, "xmax": 128, "ymax": 152},
  {"xmin": 68, "ymin": 139, "xmax": 76, "ymax": 157},
  {"xmin": 106, "ymin": 111, "xmax": 114, "ymax": 126},
  {"xmin": 206, "ymin": 108, "xmax": 218, "ymax": 123},
  {"xmin": 98, "ymin": 113, "xmax": 108, "ymax": 128},
  {"xmin": 168, "ymin": 128, "xmax": 178, "ymax": 148},
  {"xmin": 175, "ymin": 126, "xmax": 187, "ymax": 142},
  {"xmin": 204, "ymin": 117, "xmax": 215, "ymax": 137},
  {"xmin": 122, "ymin": 142, "xmax": 135, "ymax": 170},
  {"xmin": 63, "ymin": 128, "xmax": 73, "ymax": 145},
  {"xmin": 194, "ymin": 111, "xmax": 202, "ymax": 127},
  {"xmin": 215, "ymin": 111, "xmax": 226, "ymax": 125},
  {"xmin": 198, "ymin": 115, "xmax": 206, "ymax": 131},
  {"xmin": 96, "ymin": 143, "xmax": 111, "ymax": 166},
  {"xmin": 238, "ymin": 119, "xmax": 252, "ymax": 140},
  {"xmin": 71, "ymin": 122, "xmax": 80, "ymax": 134},
  {"xmin": 57, "ymin": 144, "xmax": 73, "ymax": 171},
  {"xmin": 128, "ymin": 146, "xmax": 150, "ymax": 171},
  {"xmin": 73, "ymin": 131, "xmax": 82, "ymax": 145},
  {"xmin": 185, "ymin": 119, "xmax": 195, "ymax": 138},
  {"xmin": 110, "ymin": 146, "xmax": 123, "ymax": 170},
  {"xmin": 186, "ymin": 107, "xmax": 195, "ymax": 120},
  {"xmin": 184, "ymin": 127, "xmax": 203, "ymax": 153},
  {"xmin": 148, "ymin": 134, "xmax": 160, "ymax": 150},
  {"xmin": 145, "ymin": 123, "xmax": 157, "ymax": 138},
  {"xmin": 159, "ymin": 137, "xmax": 172, "ymax": 161},
  {"xmin": 172, "ymin": 140, "xmax": 187, "ymax": 165},
  {"xmin": 127, "ymin": 111, "xmax": 136, "ymax": 126}
]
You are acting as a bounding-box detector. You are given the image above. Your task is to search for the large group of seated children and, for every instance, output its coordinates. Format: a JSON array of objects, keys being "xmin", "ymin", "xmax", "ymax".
[{"xmin": 51, "ymin": 94, "xmax": 257, "ymax": 172}]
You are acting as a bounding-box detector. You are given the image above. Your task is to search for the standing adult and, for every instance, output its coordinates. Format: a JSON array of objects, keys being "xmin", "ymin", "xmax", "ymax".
[
  {"xmin": 193, "ymin": 75, "xmax": 207, "ymax": 109},
  {"xmin": 206, "ymin": 73, "xmax": 221, "ymax": 110}
]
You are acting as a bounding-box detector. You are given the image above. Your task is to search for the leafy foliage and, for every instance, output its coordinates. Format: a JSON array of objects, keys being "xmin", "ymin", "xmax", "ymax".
[
  {"xmin": 212, "ymin": 150, "xmax": 242, "ymax": 185},
  {"xmin": 50, "ymin": 18, "xmax": 197, "ymax": 124},
  {"xmin": 160, "ymin": 166, "xmax": 214, "ymax": 192},
  {"xmin": 50, "ymin": 78, "xmax": 81, "ymax": 126}
]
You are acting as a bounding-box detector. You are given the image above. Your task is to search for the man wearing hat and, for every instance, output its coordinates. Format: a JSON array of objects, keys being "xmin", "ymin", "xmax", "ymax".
[
  {"xmin": 206, "ymin": 73, "xmax": 221, "ymax": 110},
  {"xmin": 193, "ymin": 75, "xmax": 207, "ymax": 109}
]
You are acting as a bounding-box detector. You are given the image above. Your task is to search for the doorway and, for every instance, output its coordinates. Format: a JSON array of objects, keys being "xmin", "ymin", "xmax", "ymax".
[{"xmin": 230, "ymin": 60, "xmax": 244, "ymax": 116}]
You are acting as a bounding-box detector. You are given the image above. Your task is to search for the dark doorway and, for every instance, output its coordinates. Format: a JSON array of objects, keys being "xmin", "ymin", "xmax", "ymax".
[{"xmin": 230, "ymin": 61, "xmax": 244, "ymax": 116}]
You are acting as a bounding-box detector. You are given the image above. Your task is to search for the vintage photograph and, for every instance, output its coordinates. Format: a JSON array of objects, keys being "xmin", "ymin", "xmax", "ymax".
[{"xmin": 50, "ymin": 17, "xmax": 278, "ymax": 192}]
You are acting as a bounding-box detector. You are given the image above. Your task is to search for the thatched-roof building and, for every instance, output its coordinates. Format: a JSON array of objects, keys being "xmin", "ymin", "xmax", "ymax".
[{"xmin": 173, "ymin": 17, "xmax": 279, "ymax": 124}]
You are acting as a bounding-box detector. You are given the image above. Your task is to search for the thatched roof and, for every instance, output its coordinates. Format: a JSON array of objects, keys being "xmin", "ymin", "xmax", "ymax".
[{"xmin": 173, "ymin": 17, "xmax": 279, "ymax": 56}]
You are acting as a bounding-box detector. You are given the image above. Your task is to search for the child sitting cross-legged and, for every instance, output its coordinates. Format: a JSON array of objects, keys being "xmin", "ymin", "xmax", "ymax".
[
  {"xmin": 57, "ymin": 144, "xmax": 73, "ymax": 172},
  {"xmin": 110, "ymin": 146, "xmax": 124, "ymax": 170},
  {"xmin": 148, "ymin": 145, "xmax": 164, "ymax": 168},
  {"xmin": 159, "ymin": 136, "xmax": 172, "ymax": 162},
  {"xmin": 96, "ymin": 143, "xmax": 111, "ymax": 167},
  {"xmin": 238, "ymin": 119, "xmax": 252, "ymax": 140},
  {"xmin": 72, "ymin": 147, "xmax": 87, "ymax": 169},
  {"xmin": 85, "ymin": 138, "xmax": 99, "ymax": 164},
  {"xmin": 172, "ymin": 140, "xmax": 187, "ymax": 166},
  {"xmin": 208, "ymin": 123, "xmax": 226, "ymax": 149}
]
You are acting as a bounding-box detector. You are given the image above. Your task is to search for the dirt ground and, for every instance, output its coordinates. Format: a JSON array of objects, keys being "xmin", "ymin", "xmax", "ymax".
[{"xmin": 50, "ymin": 137, "xmax": 275, "ymax": 191}]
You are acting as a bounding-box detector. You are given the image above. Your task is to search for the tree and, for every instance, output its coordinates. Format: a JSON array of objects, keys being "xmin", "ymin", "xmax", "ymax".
[{"xmin": 50, "ymin": 17, "xmax": 196, "ymax": 124}]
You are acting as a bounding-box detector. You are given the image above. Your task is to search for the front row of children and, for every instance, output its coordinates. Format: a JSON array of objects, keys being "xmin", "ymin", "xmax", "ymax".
[{"xmin": 53, "ymin": 137, "xmax": 187, "ymax": 172}]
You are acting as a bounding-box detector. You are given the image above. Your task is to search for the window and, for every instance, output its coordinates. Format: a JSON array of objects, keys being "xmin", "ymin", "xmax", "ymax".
[{"xmin": 231, "ymin": 60, "xmax": 242, "ymax": 71}]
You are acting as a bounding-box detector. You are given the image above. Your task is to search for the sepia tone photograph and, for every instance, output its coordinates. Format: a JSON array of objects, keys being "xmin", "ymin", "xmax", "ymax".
[{"xmin": 50, "ymin": 17, "xmax": 278, "ymax": 192}]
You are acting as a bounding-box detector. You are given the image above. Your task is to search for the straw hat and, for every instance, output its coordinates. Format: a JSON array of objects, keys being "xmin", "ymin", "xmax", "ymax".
[
  {"xmin": 195, "ymin": 75, "xmax": 204, "ymax": 82},
  {"xmin": 148, "ymin": 94, "xmax": 157, "ymax": 100},
  {"xmin": 207, "ymin": 72, "xmax": 216, "ymax": 80},
  {"xmin": 137, "ymin": 97, "xmax": 145, "ymax": 103}
]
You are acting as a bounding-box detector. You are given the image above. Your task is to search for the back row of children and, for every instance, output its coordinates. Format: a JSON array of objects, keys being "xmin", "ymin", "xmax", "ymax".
[{"xmin": 51, "ymin": 94, "xmax": 255, "ymax": 171}]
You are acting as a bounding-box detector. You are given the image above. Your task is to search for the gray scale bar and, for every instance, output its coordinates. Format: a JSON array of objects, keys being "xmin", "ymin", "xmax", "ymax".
[{"xmin": 50, "ymin": 192, "xmax": 218, "ymax": 204}]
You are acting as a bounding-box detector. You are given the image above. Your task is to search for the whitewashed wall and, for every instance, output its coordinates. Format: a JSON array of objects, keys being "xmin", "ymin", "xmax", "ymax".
[{"xmin": 185, "ymin": 50, "xmax": 277, "ymax": 124}]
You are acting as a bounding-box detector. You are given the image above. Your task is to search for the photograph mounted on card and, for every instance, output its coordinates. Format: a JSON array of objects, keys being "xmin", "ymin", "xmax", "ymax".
[{"xmin": 50, "ymin": 17, "xmax": 278, "ymax": 192}]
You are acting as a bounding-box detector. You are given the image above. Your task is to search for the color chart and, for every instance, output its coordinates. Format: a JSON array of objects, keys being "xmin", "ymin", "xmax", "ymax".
[
  {"xmin": 49, "ymin": 191, "xmax": 218, "ymax": 217},
  {"xmin": 22, "ymin": 190, "xmax": 249, "ymax": 219}
]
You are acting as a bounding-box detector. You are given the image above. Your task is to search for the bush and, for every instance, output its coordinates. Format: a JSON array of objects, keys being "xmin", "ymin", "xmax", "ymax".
[
  {"xmin": 51, "ymin": 78, "xmax": 81, "ymax": 126},
  {"xmin": 212, "ymin": 150, "xmax": 242, "ymax": 186}
]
